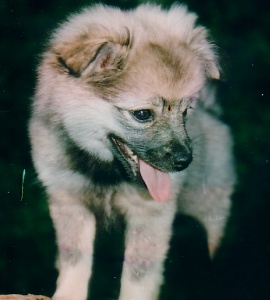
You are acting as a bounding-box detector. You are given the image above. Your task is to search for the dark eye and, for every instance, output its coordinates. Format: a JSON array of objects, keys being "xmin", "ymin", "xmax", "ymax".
[{"xmin": 131, "ymin": 109, "xmax": 153, "ymax": 122}]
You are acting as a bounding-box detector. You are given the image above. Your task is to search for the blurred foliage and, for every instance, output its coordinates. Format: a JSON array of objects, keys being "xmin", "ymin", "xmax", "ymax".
[{"xmin": 0, "ymin": 0, "xmax": 270, "ymax": 299}]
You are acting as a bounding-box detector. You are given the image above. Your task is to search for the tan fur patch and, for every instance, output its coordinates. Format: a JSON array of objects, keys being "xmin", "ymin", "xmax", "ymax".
[
  {"xmin": 50, "ymin": 25, "xmax": 132, "ymax": 79},
  {"xmin": 120, "ymin": 41, "xmax": 205, "ymax": 101}
]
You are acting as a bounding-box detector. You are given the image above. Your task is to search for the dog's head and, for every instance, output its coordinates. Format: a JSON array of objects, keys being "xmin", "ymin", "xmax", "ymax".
[
  {"xmin": 108, "ymin": 92, "xmax": 196, "ymax": 202},
  {"xmin": 37, "ymin": 4, "xmax": 219, "ymax": 201}
]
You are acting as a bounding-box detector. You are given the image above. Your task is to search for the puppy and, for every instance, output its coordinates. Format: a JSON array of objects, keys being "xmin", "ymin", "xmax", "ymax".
[{"xmin": 29, "ymin": 3, "xmax": 235, "ymax": 300}]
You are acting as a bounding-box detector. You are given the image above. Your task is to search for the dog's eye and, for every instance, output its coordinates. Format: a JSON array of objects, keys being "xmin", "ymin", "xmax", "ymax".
[{"xmin": 131, "ymin": 109, "xmax": 153, "ymax": 122}]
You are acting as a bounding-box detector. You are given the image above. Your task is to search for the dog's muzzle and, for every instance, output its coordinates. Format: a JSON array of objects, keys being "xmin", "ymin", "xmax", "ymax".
[{"xmin": 109, "ymin": 135, "xmax": 192, "ymax": 203}]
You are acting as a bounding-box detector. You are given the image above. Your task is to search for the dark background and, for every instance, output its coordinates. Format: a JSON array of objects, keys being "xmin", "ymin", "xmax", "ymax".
[{"xmin": 1, "ymin": 0, "xmax": 270, "ymax": 299}]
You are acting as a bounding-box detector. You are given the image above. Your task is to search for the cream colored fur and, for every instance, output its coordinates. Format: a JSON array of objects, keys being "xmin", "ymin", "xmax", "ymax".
[{"xmin": 29, "ymin": 3, "xmax": 235, "ymax": 300}]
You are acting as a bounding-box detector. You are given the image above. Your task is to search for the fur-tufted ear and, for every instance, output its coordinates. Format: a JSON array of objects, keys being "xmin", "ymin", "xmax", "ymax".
[
  {"xmin": 51, "ymin": 27, "xmax": 132, "ymax": 80},
  {"xmin": 82, "ymin": 39, "xmax": 130, "ymax": 80},
  {"xmin": 189, "ymin": 27, "xmax": 220, "ymax": 80}
]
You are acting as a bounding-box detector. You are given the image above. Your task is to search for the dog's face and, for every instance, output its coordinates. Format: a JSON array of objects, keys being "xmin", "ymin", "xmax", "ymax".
[
  {"xmin": 110, "ymin": 96, "xmax": 194, "ymax": 173},
  {"xmin": 93, "ymin": 41, "xmax": 209, "ymax": 201},
  {"xmin": 38, "ymin": 5, "xmax": 219, "ymax": 201},
  {"xmin": 108, "ymin": 92, "xmax": 196, "ymax": 201},
  {"xmin": 107, "ymin": 41, "xmax": 201, "ymax": 174}
]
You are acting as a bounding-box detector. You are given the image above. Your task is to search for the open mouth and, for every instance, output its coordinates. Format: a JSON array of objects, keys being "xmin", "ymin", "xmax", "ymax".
[
  {"xmin": 110, "ymin": 136, "xmax": 171, "ymax": 202},
  {"xmin": 111, "ymin": 137, "xmax": 139, "ymax": 176}
]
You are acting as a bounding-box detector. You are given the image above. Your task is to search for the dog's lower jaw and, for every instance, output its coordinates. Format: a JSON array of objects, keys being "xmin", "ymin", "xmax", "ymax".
[{"xmin": 110, "ymin": 136, "xmax": 172, "ymax": 202}]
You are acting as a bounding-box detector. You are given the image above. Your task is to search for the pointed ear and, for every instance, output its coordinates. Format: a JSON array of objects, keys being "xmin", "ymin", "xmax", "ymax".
[
  {"xmin": 189, "ymin": 27, "xmax": 220, "ymax": 80},
  {"xmin": 82, "ymin": 40, "xmax": 130, "ymax": 79},
  {"xmin": 51, "ymin": 27, "xmax": 132, "ymax": 79}
]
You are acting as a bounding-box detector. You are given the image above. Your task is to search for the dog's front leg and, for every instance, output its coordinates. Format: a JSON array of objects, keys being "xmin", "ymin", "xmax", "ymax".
[
  {"xmin": 49, "ymin": 191, "xmax": 96, "ymax": 300},
  {"xmin": 119, "ymin": 205, "xmax": 175, "ymax": 300}
]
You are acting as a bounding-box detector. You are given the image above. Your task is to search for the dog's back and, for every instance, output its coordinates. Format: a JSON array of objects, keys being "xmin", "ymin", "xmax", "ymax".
[{"xmin": 177, "ymin": 86, "xmax": 235, "ymax": 254}]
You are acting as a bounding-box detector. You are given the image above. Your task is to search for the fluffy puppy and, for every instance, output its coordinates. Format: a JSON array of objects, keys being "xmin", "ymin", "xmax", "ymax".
[{"xmin": 29, "ymin": 3, "xmax": 235, "ymax": 300}]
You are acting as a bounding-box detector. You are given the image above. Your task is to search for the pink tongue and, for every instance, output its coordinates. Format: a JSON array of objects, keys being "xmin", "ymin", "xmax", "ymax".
[{"xmin": 139, "ymin": 159, "xmax": 171, "ymax": 202}]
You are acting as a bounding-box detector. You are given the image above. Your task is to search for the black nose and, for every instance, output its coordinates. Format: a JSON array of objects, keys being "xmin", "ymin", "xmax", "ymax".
[{"xmin": 172, "ymin": 153, "xmax": 193, "ymax": 171}]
